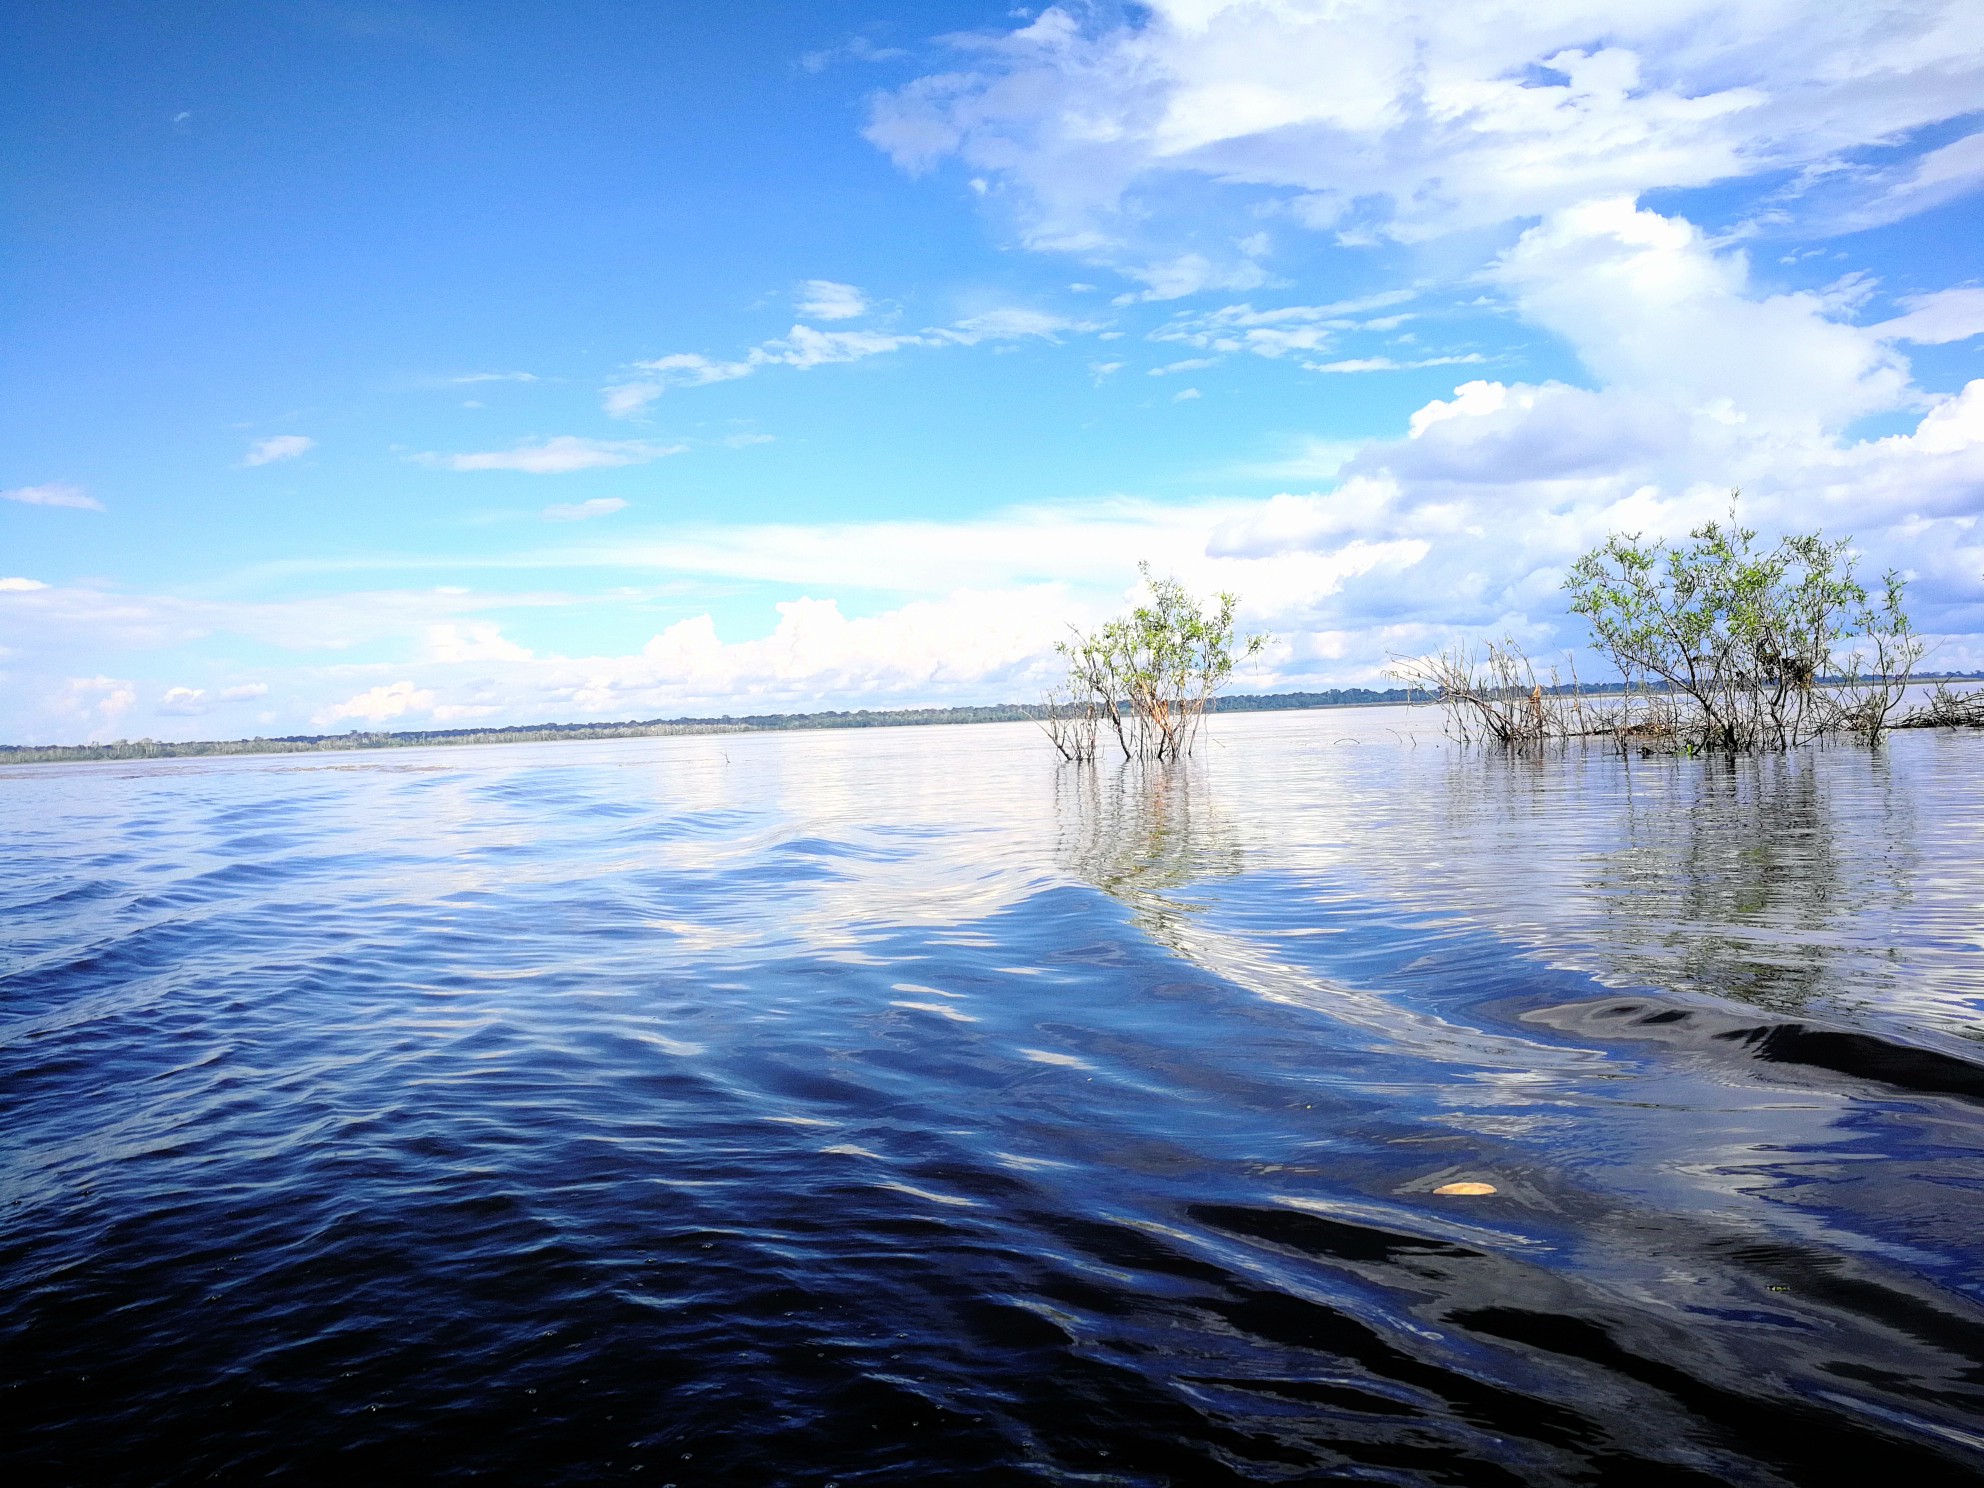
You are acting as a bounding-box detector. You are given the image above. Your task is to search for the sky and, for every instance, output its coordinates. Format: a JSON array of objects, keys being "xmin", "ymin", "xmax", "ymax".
[{"xmin": 3, "ymin": 0, "xmax": 1982, "ymax": 743}]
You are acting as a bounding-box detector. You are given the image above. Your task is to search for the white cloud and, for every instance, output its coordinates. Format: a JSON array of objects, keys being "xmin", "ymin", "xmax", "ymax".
[
  {"xmin": 425, "ymin": 622, "xmax": 533, "ymax": 663},
  {"xmin": 796, "ymin": 279, "xmax": 871, "ymax": 319},
  {"xmin": 1495, "ymin": 198, "xmax": 1909, "ymax": 429},
  {"xmin": 1172, "ymin": 386, "xmax": 1202, "ymax": 401},
  {"xmin": 0, "ymin": 577, "xmax": 49, "ymax": 591},
  {"xmin": 543, "ymin": 497, "xmax": 629, "ymax": 521},
  {"xmin": 158, "ymin": 686, "xmax": 209, "ymax": 715},
  {"xmin": 10, "ymin": 173, "xmax": 1983, "ymax": 734},
  {"xmin": 317, "ymin": 681, "xmax": 435, "ymax": 727},
  {"xmin": 603, "ymin": 353, "xmax": 758, "ymax": 416},
  {"xmin": 1872, "ymin": 287, "xmax": 1984, "ymax": 345},
  {"xmin": 450, "ymin": 371, "xmax": 538, "ymax": 384},
  {"xmin": 1830, "ymin": 130, "xmax": 1984, "ymax": 232},
  {"xmin": 0, "ymin": 579, "xmax": 572, "ymax": 660},
  {"xmin": 1307, "ymin": 354, "xmax": 1486, "ymax": 373},
  {"xmin": 771, "ymin": 323, "xmax": 923, "ymax": 370},
  {"xmin": 867, "ymin": 1, "xmax": 1984, "ymax": 263},
  {"xmin": 602, "ymin": 309, "xmax": 1097, "ymax": 414},
  {"xmin": 424, "ymin": 437, "xmax": 684, "ymax": 474},
  {"xmin": 219, "ymin": 683, "xmax": 268, "ymax": 701},
  {"xmin": 57, "ymin": 676, "xmax": 136, "ymax": 734},
  {"xmin": 242, "ymin": 435, "xmax": 315, "ymax": 466},
  {"xmin": 800, "ymin": 36, "xmax": 908, "ymax": 73},
  {"xmin": 936, "ymin": 307, "xmax": 1098, "ymax": 344},
  {"xmin": 1111, "ymin": 251, "xmax": 1273, "ymax": 304},
  {"xmin": 1151, "ymin": 294, "xmax": 1415, "ymax": 359},
  {"xmin": 3, "ymin": 482, "xmax": 102, "ymax": 510},
  {"xmin": 1150, "ymin": 357, "xmax": 1219, "ymax": 375}
]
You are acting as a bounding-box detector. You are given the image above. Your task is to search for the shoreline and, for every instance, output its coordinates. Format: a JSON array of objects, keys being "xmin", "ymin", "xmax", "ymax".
[
  {"xmin": 0, "ymin": 688, "xmax": 1422, "ymax": 767},
  {"xmin": 5, "ymin": 675, "xmax": 1978, "ymax": 769}
]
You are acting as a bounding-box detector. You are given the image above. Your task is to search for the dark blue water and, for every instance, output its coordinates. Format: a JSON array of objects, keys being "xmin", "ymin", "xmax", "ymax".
[{"xmin": 5, "ymin": 711, "xmax": 1984, "ymax": 1485}]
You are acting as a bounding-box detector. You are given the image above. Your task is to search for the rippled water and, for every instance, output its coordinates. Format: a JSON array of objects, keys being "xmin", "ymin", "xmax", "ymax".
[{"xmin": 5, "ymin": 709, "xmax": 1984, "ymax": 1485}]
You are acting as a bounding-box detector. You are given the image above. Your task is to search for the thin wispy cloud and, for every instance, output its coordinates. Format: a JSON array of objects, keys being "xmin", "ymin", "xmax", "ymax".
[
  {"xmin": 3, "ymin": 482, "xmax": 102, "ymax": 510},
  {"xmin": 242, "ymin": 435, "xmax": 315, "ymax": 466},
  {"xmin": 603, "ymin": 304, "xmax": 1102, "ymax": 415},
  {"xmin": 420, "ymin": 437, "xmax": 685, "ymax": 474},
  {"xmin": 543, "ymin": 497, "xmax": 629, "ymax": 521},
  {"xmin": 450, "ymin": 371, "xmax": 539, "ymax": 384},
  {"xmin": 1307, "ymin": 354, "xmax": 1487, "ymax": 374},
  {"xmin": 1872, "ymin": 287, "xmax": 1984, "ymax": 345},
  {"xmin": 795, "ymin": 280, "xmax": 869, "ymax": 320},
  {"xmin": 1150, "ymin": 296, "xmax": 1419, "ymax": 360},
  {"xmin": 798, "ymin": 36, "xmax": 907, "ymax": 73}
]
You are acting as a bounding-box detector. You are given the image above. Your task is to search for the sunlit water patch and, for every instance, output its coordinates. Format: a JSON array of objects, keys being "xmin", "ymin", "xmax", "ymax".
[{"xmin": 4, "ymin": 710, "xmax": 1982, "ymax": 1485}]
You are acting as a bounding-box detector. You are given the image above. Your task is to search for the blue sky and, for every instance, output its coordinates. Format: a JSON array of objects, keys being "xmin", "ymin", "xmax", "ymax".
[{"xmin": 4, "ymin": 1, "xmax": 1982, "ymax": 741}]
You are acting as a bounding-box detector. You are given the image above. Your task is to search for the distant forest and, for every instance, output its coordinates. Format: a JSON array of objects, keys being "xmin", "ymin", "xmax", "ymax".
[
  {"xmin": 2, "ymin": 688, "xmax": 1418, "ymax": 765},
  {"xmin": 4, "ymin": 676, "xmax": 1978, "ymax": 766}
]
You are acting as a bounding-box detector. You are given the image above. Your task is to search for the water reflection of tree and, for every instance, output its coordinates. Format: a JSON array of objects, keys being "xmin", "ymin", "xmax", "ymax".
[
  {"xmin": 1054, "ymin": 758, "xmax": 1245, "ymax": 943},
  {"xmin": 1413, "ymin": 739, "xmax": 1920, "ymax": 1018},
  {"xmin": 1597, "ymin": 748, "xmax": 1915, "ymax": 1015}
]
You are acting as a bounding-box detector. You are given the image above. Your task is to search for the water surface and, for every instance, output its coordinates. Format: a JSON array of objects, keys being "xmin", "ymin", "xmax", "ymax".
[{"xmin": 5, "ymin": 709, "xmax": 1983, "ymax": 1485}]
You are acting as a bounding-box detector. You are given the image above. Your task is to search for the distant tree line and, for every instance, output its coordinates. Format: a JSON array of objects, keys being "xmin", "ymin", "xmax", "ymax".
[{"xmin": 0, "ymin": 687, "xmax": 1465, "ymax": 767}]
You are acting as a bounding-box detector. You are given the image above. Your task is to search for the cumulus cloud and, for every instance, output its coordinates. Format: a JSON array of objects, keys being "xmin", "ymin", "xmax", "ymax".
[
  {"xmin": 866, "ymin": 1, "xmax": 1984, "ymax": 265},
  {"xmin": 3, "ymin": 482, "xmax": 102, "ymax": 510},
  {"xmin": 543, "ymin": 497, "xmax": 629, "ymax": 521},
  {"xmin": 1494, "ymin": 198, "xmax": 1909, "ymax": 429},
  {"xmin": 58, "ymin": 676, "xmax": 136, "ymax": 734},
  {"xmin": 796, "ymin": 279, "xmax": 870, "ymax": 319},
  {"xmin": 158, "ymin": 686, "xmax": 209, "ymax": 715},
  {"xmin": 422, "ymin": 437, "xmax": 684, "ymax": 474},
  {"xmin": 830, "ymin": 4, "xmax": 1984, "ymax": 680},
  {"xmin": 424, "ymin": 622, "xmax": 533, "ymax": 663},
  {"xmin": 317, "ymin": 681, "xmax": 435, "ymax": 727},
  {"xmin": 242, "ymin": 435, "xmax": 315, "ymax": 466},
  {"xmin": 0, "ymin": 577, "xmax": 50, "ymax": 591}
]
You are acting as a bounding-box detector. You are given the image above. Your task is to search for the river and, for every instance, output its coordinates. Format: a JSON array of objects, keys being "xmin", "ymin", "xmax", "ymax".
[{"xmin": 4, "ymin": 708, "xmax": 1982, "ymax": 1484}]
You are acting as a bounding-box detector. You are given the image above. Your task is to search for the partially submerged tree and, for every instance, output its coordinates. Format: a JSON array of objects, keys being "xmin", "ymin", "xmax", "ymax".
[
  {"xmin": 1037, "ymin": 563, "xmax": 1267, "ymax": 762},
  {"xmin": 1393, "ymin": 505, "xmax": 1926, "ymax": 754},
  {"xmin": 1564, "ymin": 510, "xmax": 1921, "ymax": 750}
]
